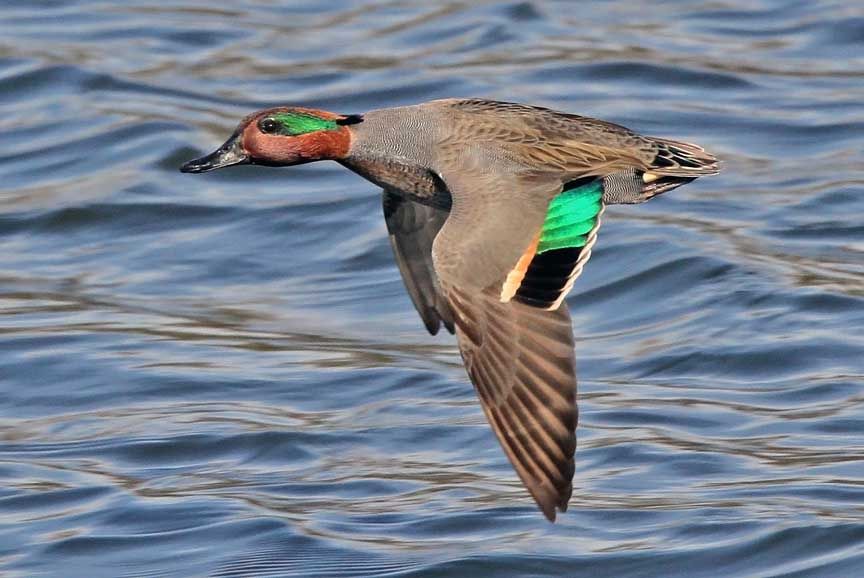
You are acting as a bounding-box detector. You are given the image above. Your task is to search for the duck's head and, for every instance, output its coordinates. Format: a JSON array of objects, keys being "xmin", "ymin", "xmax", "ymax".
[{"xmin": 180, "ymin": 107, "xmax": 362, "ymax": 173}]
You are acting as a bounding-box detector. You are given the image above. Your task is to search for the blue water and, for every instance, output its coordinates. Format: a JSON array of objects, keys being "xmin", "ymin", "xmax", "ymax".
[{"xmin": 1, "ymin": 1, "xmax": 863, "ymax": 576}]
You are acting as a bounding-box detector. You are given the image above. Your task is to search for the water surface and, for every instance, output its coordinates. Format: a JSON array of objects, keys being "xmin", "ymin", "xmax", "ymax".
[{"xmin": 1, "ymin": 1, "xmax": 863, "ymax": 576}]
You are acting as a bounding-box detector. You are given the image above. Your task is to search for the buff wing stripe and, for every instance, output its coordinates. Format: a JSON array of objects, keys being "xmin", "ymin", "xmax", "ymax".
[{"xmin": 512, "ymin": 179, "xmax": 604, "ymax": 309}]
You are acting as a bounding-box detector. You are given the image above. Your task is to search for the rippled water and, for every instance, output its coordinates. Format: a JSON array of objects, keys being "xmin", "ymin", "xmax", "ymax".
[{"xmin": 1, "ymin": 1, "xmax": 863, "ymax": 576}]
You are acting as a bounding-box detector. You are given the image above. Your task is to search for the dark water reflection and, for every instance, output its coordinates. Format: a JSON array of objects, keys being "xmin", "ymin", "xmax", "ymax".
[{"xmin": 1, "ymin": 1, "xmax": 863, "ymax": 576}]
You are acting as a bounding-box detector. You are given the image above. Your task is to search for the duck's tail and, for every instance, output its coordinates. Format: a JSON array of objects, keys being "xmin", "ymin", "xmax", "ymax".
[
  {"xmin": 602, "ymin": 139, "xmax": 719, "ymax": 204},
  {"xmin": 648, "ymin": 137, "xmax": 719, "ymax": 176}
]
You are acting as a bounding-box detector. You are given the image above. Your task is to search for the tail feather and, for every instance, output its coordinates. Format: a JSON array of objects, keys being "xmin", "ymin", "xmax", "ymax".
[
  {"xmin": 648, "ymin": 137, "xmax": 719, "ymax": 177},
  {"xmin": 603, "ymin": 137, "xmax": 718, "ymax": 205},
  {"xmin": 642, "ymin": 176, "xmax": 696, "ymax": 199}
]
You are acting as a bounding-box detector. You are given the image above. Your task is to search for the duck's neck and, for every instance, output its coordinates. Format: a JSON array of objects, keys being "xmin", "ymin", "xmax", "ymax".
[
  {"xmin": 346, "ymin": 105, "xmax": 437, "ymax": 168},
  {"xmin": 342, "ymin": 106, "xmax": 448, "ymax": 207}
]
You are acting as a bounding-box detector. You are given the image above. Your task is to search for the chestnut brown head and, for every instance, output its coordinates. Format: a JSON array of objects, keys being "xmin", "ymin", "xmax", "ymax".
[{"xmin": 180, "ymin": 107, "xmax": 362, "ymax": 173}]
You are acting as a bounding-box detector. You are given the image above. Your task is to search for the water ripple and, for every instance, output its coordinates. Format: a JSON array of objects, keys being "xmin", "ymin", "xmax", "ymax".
[{"xmin": 1, "ymin": 0, "xmax": 863, "ymax": 576}]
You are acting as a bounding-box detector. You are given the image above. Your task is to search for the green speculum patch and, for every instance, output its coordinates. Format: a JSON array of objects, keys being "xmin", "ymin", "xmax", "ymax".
[
  {"xmin": 271, "ymin": 113, "xmax": 338, "ymax": 135},
  {"xmin": 537, "ymin": 180, "xmax": 603, "ymax": 254}
]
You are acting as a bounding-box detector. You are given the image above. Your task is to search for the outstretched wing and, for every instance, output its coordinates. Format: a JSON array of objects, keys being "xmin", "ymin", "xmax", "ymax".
[
  {"xmin": 382, "ymin": 190, "xmax": 454, "ymax": 335},
  {"xmin": 377, "ymin": 102, "xmax": 720, "ymax": 519},
  {"xmin": 430, "ymin": 168, "xmax": 580, "ymax": 521},
  {"xmin": 447, "ymin": 285, "xmax": 576, "ymax": 520},
  {"xmin": 423, "ymin": 115, "xmax": 716, "ymax": 518}
]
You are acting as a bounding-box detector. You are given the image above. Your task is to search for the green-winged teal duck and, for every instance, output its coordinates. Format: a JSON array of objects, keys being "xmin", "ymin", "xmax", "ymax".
[{"xmin": 181, "ymin": 99, "xmax": 719, "ymax": 521}]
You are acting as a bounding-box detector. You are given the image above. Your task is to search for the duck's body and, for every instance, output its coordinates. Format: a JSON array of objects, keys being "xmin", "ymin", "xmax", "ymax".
[
  {"xmin": 344, "ymin": 99, "xmax": 707, "ymax": 207},
  {"xmin": 181, "ymin": 99, "xmax": 719, "ymax": 521}
]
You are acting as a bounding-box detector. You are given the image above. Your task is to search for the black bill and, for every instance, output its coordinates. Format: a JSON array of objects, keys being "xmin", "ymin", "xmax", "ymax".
[{"xmin": 180, "ymin": 131, "xmax": 249, "ymax": 173}]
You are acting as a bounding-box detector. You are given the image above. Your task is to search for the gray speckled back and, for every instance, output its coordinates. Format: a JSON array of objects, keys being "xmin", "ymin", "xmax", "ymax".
[{"xmin": 348, "ymin": 103, "xmax": 441, "ymax": 169}]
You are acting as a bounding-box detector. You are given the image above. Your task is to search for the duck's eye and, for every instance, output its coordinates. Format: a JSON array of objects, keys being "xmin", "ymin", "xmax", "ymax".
[{"xmin": 258, "ymin": 118, "xmax": 281, "ymax": 134}]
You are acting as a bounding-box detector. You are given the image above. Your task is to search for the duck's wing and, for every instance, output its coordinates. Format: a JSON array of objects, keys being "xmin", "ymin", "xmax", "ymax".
[
  {"xmin": 445, "ymin": 284, "xmax": 577, "ymax": 521},
  {"xmin": 417, "ymin": 102, "xmax": 718, "ymax": 519},
  {"xmin": 382, "ymin": 190, "xmax": 454, "ymax": 335},
  {"xmin": 429, "ymin": 168, "xmax": 584, "ymax": 521}
]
